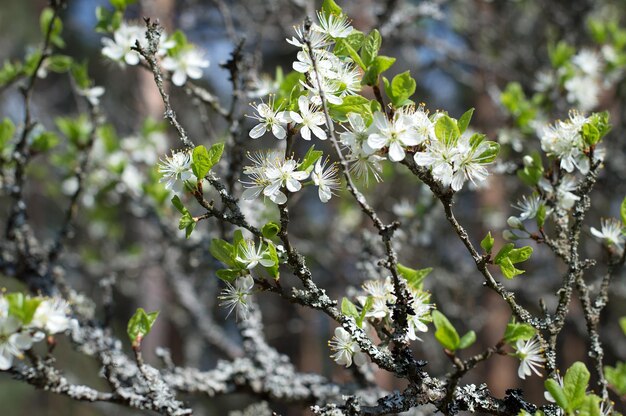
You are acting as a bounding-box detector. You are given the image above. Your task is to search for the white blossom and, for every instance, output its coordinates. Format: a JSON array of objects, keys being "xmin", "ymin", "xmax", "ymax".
[
  {"xmin": 162, "ymin": 48, "xmax": 210, "ymax": 86},
  {"xmin": 101, "ymin": 23, "xmax": 146, "ymax": 66},
  {"xmin": 247, "ymin": 98, "xmax": 291, "ymax": 140},
  {"xmin": 311, "ymin": 158, "xmax": 340, "ymax": 203},
  {"xmin": 218, "ymin": 275, "xmax": 255, "ymax": 321},
  {"xmin": 368, "ymin": 111, "xmax": 422, "ymax": 162},
  {"xmin": 328, "ymin": 327, "xmax": 367, "ymax": 367},
  {"xmin": 31, "ymin": 298, "xmax": 71, "ymax": 335},
  {"xmin": 314, "ymin": 12, "xmax": 353, "ymax": 39},
  {"xmin": 290, "ymin": 95, "xmax": 328, "ymax": 141},
  {"xmin": 0, "ymin": 316, "xmax": 32, "ymax": 370},
  {"xmin": 77, "ymin": 86, "xmax": 105, "ymax": 106},
  {"xmin": 236, "ymin": 240, "xmax": 275, "ymax": 269},
  {"xmin": 158, "ymin": 150, "xmax": 193, "ymax": 191},
  {"xmin": 514, "ymin": 336, "xmax": 545, "ymax": 379},
  {"xmin": 590, "ymin": 218, "xmax": 624, "ymax": 252}
]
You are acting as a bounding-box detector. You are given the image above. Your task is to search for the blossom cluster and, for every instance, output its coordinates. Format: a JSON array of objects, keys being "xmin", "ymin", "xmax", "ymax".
[
  {"xmin": 0, "ymin": 294, "xmax": 72, "ymax": 370},
  {"xmin": 328, "ymin": 276, "xmax": 434, "ymax": 368},
  {"xmin": 241, "ymin": 151, "xmax": 339, "ymax": 204},
  {"xmin": 101, "ymin": 22, "xmax": 209, "ymax": 86}
]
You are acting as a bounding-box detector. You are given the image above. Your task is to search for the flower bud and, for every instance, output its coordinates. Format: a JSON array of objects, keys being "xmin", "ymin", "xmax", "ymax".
[
  {"xmin": 523, "ymin": 155, "xmax": 534, "ymax": 167},
  {"xmin": 507, "ymin": 216, "xmax": 524, "ymax": 230},
  {"xmin": 503, "ymin": 230, "xmax": 519, "ymax": 241}
]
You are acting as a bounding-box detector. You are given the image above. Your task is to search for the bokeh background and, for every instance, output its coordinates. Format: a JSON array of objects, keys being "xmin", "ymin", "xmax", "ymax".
[{"xmin": 1, "ymin": 0, "xmax": 626, "ymax": 414}]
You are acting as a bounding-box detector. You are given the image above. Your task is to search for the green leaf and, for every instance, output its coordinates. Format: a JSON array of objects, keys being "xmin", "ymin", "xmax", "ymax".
[
  {"xmin": 262, "ymin": 222, "xmax": 280, "ymax": 239},
  {"xmin": 361, "ymin": 29, "xmax": 381, "ymax": 67},
  {"xmin": 264, "ymin": 241, "xmax": 280, "ymax": 279},
  {"xmin": 545, "ymin": 379, "xmax": 569, "ymax": 410},
  {"xmin": 563, "ymin": 362, "xmax": 590, "ymax": 411},
  {"xmin": 216, "ymin": 268, "xmax": 240, "ymax": 283},
  {"xmin": 480, "ymin": 232, "xmax": 494, "ymax": 253},
  {"xmin": 31, "ymin": 131, "xmax": 60, "ymax": 153},
  {"xmin": 329, "ymin": 95, "xmax": 373, "ymax": 122},
  {"xmin": 298, "ymin": 145, "xmax": 324, "ymax": 172},
  {"xmin": 581, "ymin": 123, "xmax": 600, "ymax": 147},
  {"xmin": 333, "ymin": 30, "xmax": 364, "ymax": 58},
  {"xmin": 127, "ymin": 308, "xmax": 159, "ymax": 345},
  {"xmin": 47, "ymin": 55, "xmax": 73, "ymax": 73},
  {"xmin": 0, "ymin": 60, "xmax": 22, "ymax": 87},
  {"xmin": 110, "ymin": 0, "xmax": 138, "ymax": 11},
  {"xmin": 508, "ymin": 246, "xmax": 533, "ymax": 264},
  {"xmin": 475, "ymin": 141, "xmax": 500, "ymax": 164},
  {"xmin": 494, "ymin": 243, "xmax": 514, "ymax": 264},
  {"xmin": 621, "ymin": 196, "xmax": 626, "ymax": 226},
  {"xmin": 358, "ymin": 296, "xmax": 373, "ymax": 328},
  {"xmin": 40, "ymin": 7, "xmax": 65, "ymax": 49},
  {"xmin": 95, "ymin": 6, "xmax": 123, "ymax": 33},
  {"xmin": 56, "ymin": 115, "xmax": 92, "ymax": 148},
  {"xmin": 210, "ymin": 239, "xmax": 236, "ymax": 267},
  {"xmin": 434, "ymin": 114, "xmax": 460, "ymax": 146},
  {"xmin": 536, "ymin": 204, "xmax": 547, "ymax": 228},
  {"xmin": 6, "ymin": 293, "xmax": 42, "ymax": 325},
  {"xmin": 397, "ymin": 264, "xmax": 432, "ymax": 290},
  {"xmin": 178, "ymin": 212, "xmax": 196, "ymax": 238},
  {"xmin": 432, "ymin": 310, "xmax": 460, "ymax": 351},
  {"xmin": 191, "ymin": 143, "xmax": 223, "ymax": 180},
  {"xmin": 549, "ymin": 41, "xmax": 575, "ymax": 68},
  {"xmin": 619, "ymin": 316, "xmax": 626, "ymax": 335},
  {"xmin": 578, "ymin": 395, "xmax": 602, "ymax": 416},
  {"xmin": 335, "ymin": 38, "xmax": 365, "ymax": 69},
  {"xmin": 604, "ymin": 362, "xmax": 626, "ymax": 395},
  {"xmin": 171, "ymin": 195, "xmax": 185, "ymax": 214},
  {"xmin": 341, "ymin": 297, "xmax": 359, "ymax": 320},
  {"xmin": 458, "ymin": 330, "xmax": 476, "ymax": 349},
  {"xmin": 384, "ymin": 71, "xmax": 416, "ymax": 107},
  {"xmin": 504, "ymin": 321, "xmax": 536, "ymax": 343},
  {"xmin": 361, "ymin": 55, "xmax": 396, "ymax": 86},
  {"xmin": 458, "ymin": 108, "xmax": 474, "ymax": 134},
  {"xmin": 70, "ymin": 60, "xmax": 91, "ymax": 89},
  {"xmin": 498, "ymin": 256, "xmax": 524, "ymax": 279},
  {"xmin": 321, "ymin": 0, "xmax": 343, "ymax": 16},
  {"xmin": 0, "ymin": 118, "xmax": 15, "ymax": 149}
]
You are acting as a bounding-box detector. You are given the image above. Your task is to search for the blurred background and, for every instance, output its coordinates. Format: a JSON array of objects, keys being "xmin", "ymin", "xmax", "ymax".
[{"xmin": 1, "ymin": 0, "xmax": 626, "ymax": 414}]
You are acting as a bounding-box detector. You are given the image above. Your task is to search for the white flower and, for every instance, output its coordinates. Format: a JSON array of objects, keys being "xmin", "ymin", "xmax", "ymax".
[
  {"xmin": 452, "ymin": 134, "xmax": 493, "ymax": 191},
  {"xmin": 0, "ymin": 316, "xmax": 33, "ymax": 370},
  {"xmin": 414, "ymin": 137, "xmax": 459, "ymax": 188},
  {"xmin": 572, "ymin": 49, "xmax": 602, "ymax": 77},
  {"xmin": 247, "ymin": 98, "xmax": 291, "ymax": 140},
  {"xmin": 290, "ymin": 95, "xmax": 327, "ymax": 141},
  {"xmin": 590, "ymin": 218, "xmax": 624, "ymax": 252},
  {"xmin": 406, "ymin": 291, "xmax": 434, "ymax": 341},
  {"xmin": 158, "ymin": 150, "xmax": 193, "ymax": 191},
  {"xmin": 311, "ymin": 158, "xmax": 340, "ymax": 203},
  {"xmin": 218, "ymin": 275, "xmax": 255, "ymax": 321},
  {"xmin": 264, "ymin": 159, "xmax": 309, "ymax": 204},
  {"xmin": 513, "ymin": 194, "xmax": 544, "ymax": 221},
  {"xmin": 358, "ymin": 277, "xmax": 394, "ymax": 319},
  {"xmin": 539, "ymin": 110, "xmax": 591, "ymax": 174},
  {"xmin": 101, "ymin": 23, "xmax": 146, "ymax": 66},
  {"xmin": 328, "ymin": 327, "xmax": 367, "ymax": 367},
  {"xmin": 162, "ymin": 48, "xmax": 210, "ymax": 86},
  {"xmin": 286, "ymin": 25, "xmax": 330, "ymax": 50},
  {"xmin": 340, "ymin": 113, "xmax": 376, "ymax": 155},
  {"xmin": 368, "ymin": 111, "xmax": 422, "ymax": 162},
  {"xmin": 77, "ymin": 86, "xmax": 105, "ymax": 106},
  {"xmin": 301, "ymin": 72, "xmax": 344, "ymax": 106},
  {"xmin": 556, "ymin": 175, "xmax": 580, "ymax": 210},
  {"xmin": 30, "ymin": 298, "xmax": 71, "ymax": 335},
  {"xmin": 314, "ymin": 12, "xmax": 353, "ymax": 38},
  {"xmin": 514, "ymin": 336, "xmax": 545, "ymax": 379},
  {"xmin": 236, "ymin": 240, "xmax": 275, "ymax": 269},
  {"xmin": 334, "ymin": 62, "xmax": 361, "ymax": 97},
  {"xmin": 565, "ymin": 76, "xmax": 600, "ymax": 111}
]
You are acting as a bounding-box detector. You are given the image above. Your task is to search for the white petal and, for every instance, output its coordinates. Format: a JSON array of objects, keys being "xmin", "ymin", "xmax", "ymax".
[
  {"xmin": 249, "ymin": 124, "xmax": 267, "ymax": 139},
  {"xmin": 300, "ymin": 126, "xmax": 311, "ymax": 141},
  {"xmin": 367, "ymin": 134, "xmax": 387, "ymax": 150},
  {"xmin": 388, "ymin": 142, "xmax": 405, "ymax": 162},
  {"xmin": 171, "ymin": 70, "xmax": 187, "ymax": 86},
  {"xmin": 271, "ymin": 123, "xmax": 287, "ymax": 140},
  {"xmin": 310, "ymin": 125, "xmax": 327, "ymax": 140}
]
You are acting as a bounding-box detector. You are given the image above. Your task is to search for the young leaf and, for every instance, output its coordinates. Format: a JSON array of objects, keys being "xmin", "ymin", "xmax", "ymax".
[
  {"xmin": 507, "ymin": 246, "xmax": 533, "ymax": 264},
  {"xmin": 192, "ymin": 143, "xmax": 223, "ymax": 179},
  {"xmin": 494, "ymin": 243, "xmax": 514, "ymax": 264},
  {"xmin": 397, "ymin": 264, "xmax": 432, "ymax": 290},
  {"xmin": 498, "ymin": 256, "xmax": 524, "ymax": 279},
  {"xmin": 432, "ymin": 310, "xmax": 460, "ymax": 351},
  {"xmin": 361, "ymin": 29, "xmax": 381, "ymax": 67},
  {"xmin": 262, "ymin": 222, "xmax": 280, "ymax": 239},
  {"xmin": 333, "ymin": 31, "xmax": 365, "ymax": 58},
  {"xmin": 321, "ymin": 0, "xmax": 343, "ymax": 16},
  {"xmin": 216, "ymin": 268, "xmax": 240, "ymax": 283},
  {"xmin": 385, "ymin": 71, "xmax": 416, "ymax": 107},
  {"xmin": 604, "ymin": 362, "xmax": 626, "ymax": 395},
  {"xmin": 335, "ymin": 38, "xmax": 365, "ymax": 69},
  {"xmin": 563, "ymin": 362, "xmax": 590, "ymax": 411},
  {"xmin": 621, "ymin": 196, "xmax": 626, "ymax": 226},
  {"xmin": 0, "ymin": 118, "xmax": 15, "ymax": 148},
  {"xmin": 299, "ymin": 145, "xmax": 323, "ymax": 172},
  {"xmin": 361, "ymin": 55, "xmax": 396, "ymax": 86},
  {"xmin": 458, "ymin": 108, "xmax": 474, "ymax": 134},
  {"xmin": 480, "ymin": 232, "xmax": 494, "ymax": 253},
  {"xmin": 6, "ymin": 293, "xmax": 42, "ymax": 325},
  {"xmin": 263, "ymin": 241, "xmax": 280, "ymax": 280},
  {"xmin": 458, "ymin": 330, "xmax": 476, "ymax": 350},
  {"xmin": 358, "ymin": 296, "xmax": 373, "ymax": 328},
  {"xmin": 620, "ymin": 316, "xmax": 626, "ymax": 335},
  {"xmin": 504, "ymin": 321, "xmax": 536, "ymax": 343},
  {"xmin": 545, "ymin": 379, "xmax": 569, "ymax": 410},
  {"xmin": 341, "ymin": 297, "xmax": 359, "ymax": 320},
  {"xmin": 434, "ymin": 114, "xmax": 460, "ymax": 146},
  {"xmin": 210, "ymin": 239, "xmax": 236, "ymax": 267},
  {"xmin": 127, "ymin": 308, "xmax": 159, "ymax": 346}
]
